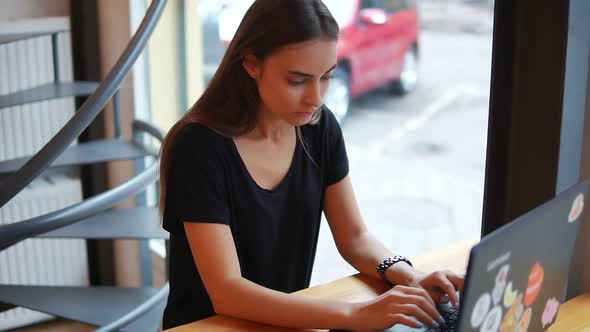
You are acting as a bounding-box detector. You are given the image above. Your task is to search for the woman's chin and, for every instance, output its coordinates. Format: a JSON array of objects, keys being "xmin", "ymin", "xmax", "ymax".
[{"xmin": 291, "ymin": 112, "xmax": 314, "ymax": 125}]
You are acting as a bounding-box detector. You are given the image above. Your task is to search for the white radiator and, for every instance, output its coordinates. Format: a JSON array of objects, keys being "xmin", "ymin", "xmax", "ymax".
[
  {"xmin": 0, "ymin": 32, "xmax": 76, "ymax": 159},
  {"xmin": 0, "ymin": 21, "xmax": 89, "ymax": 330},
  {"xmin": 0, "ymin": 175, "xmax": 88, "ymax": 330}
]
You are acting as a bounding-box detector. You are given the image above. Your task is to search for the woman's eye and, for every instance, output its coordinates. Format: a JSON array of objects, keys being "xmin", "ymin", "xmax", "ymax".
[
  {"xmin": 288, "ymin": 80, "xmax": 305, "ymax": 86},
  {"xmin": 288, "ymin": 76, "xmax": 332, "ymax": 86}
]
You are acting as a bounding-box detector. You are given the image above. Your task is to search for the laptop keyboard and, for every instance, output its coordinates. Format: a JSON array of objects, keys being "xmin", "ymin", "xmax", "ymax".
[{"xmin": 425, "ymin": 305, "xmax": 459, "ymax": 332}]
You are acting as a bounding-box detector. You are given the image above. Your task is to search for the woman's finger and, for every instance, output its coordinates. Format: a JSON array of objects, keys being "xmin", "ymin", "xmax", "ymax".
[
  {"xmin": 428, "ymin": 291, "xmax": 447, "ymax": 304},
  {"xmin": 392, "ymin": 303, "xmax": 442, "ymax": 329},
  {"xmin": 388, "ymin": 313, "xmax": 426, "ymax": 329},
  {"xmin": 446, "ymin": 272, "xmax": 465, "ymax": 293},
  {"xmin": 394, "ymin": 285, "xmax": 436, "ymax": 307},
  {"xmin": 401, "ymin": 294, "xmax": 446, "ymax": 326},
  {"xmin": 432, "ymin": 273, "xmax": 460, "ymax": 308}
]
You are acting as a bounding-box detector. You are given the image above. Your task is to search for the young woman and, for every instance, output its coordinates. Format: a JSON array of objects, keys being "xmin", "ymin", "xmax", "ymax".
[{"xmin": 159, "ymin": 0, "xmax": 464, "ymax": 330}]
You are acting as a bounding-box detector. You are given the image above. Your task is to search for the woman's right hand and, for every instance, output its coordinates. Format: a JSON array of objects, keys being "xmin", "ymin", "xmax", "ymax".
[{"xmin": 347, "ymin": 285, "xmax": 446, "ymax": 332}]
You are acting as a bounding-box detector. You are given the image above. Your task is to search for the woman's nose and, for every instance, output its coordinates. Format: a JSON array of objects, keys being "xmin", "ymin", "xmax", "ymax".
[{"xmin": 304, "ymin": 82, "xmax": 322, "ymax": 108}]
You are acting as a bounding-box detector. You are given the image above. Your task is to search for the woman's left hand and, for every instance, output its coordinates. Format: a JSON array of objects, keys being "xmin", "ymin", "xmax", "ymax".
[{"xmin": 408, "ymin": 270, "xmax": 465, "ymax": 308}]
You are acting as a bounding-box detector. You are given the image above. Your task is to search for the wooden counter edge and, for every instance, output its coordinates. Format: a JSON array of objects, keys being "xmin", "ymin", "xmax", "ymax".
[{"xmin": 164, "ymin": 240, "xmax": 477, "ymax": 331}]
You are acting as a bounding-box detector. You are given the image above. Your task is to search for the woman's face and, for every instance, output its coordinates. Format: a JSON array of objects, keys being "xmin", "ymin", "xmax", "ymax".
[{"xmin": 243, "ymin": 39, "xmax": 338, "ymax": 126}]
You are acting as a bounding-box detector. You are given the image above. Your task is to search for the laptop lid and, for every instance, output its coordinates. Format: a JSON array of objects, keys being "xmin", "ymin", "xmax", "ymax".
[{"xmin": 456, "ymin": 179, "xmax": 588, "ymax": 332}]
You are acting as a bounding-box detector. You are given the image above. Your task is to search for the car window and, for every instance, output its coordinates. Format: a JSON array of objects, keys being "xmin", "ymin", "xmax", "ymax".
[
  {"xmin": 381, "ymin": 0, "xmax": 410, "ymax": 13},
  {"xmin": 360, "ymin": 0, "xmax": 378, "ymax": 9}
]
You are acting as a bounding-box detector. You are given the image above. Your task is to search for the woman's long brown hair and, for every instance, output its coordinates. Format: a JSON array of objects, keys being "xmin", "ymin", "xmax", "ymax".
[{"xmin": 159, "ymin": 0, "xmax": 340, "ymax": 217}]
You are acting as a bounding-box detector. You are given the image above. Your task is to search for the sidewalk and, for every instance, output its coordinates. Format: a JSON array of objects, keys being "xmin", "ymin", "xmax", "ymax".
[{"xmin": 418, "ymin": 1, "xmax": 494, "ymax": 34}]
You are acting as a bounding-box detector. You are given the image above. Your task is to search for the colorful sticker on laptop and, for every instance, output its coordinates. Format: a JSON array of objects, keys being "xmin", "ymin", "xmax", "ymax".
[
  {"xmin": 501, "ymin": 293, "xmax": 523, "ymax": 332},
  {"xmin": 493, "ymin": 264, "xmax": 510, "ymax": 305},
  {"xmin": 471, "ymin": 292, "xmax": 491, "ymax": 328},
  {"xmin": 480, "ymin": 306, "xmax": 502, "ymax": 332},
  {"xmin": 524, "ymin": 263, "xmax": 544, "ymax": 307},
  {"xmin": 568, "ymin": 193, "xmax": 584, "ymax": 223},
  {"xmin": 517, "ymin": 307, "xmax": 532, "ymax": 332},
  {"xmin": 503, "ymin": 281, "xmax": 518, "ymax": 308},
  {"xmin": 541, "ymin": 297, "xmax": 560, "ymax": 328}
]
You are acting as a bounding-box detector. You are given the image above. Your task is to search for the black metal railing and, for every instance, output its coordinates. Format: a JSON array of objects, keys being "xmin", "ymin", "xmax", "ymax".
[
  {"xmin": 0, "ymin": 0, "xmax": 166, "ymax": 207},
  {"xmin": 0, "ymin": 0, "xmax": 170, "ymax": 329},
  {"xmin": 0, "ymin": 121, "xmax": 163, "ymax": 251},
  {"xmin": 94, "ymin": 283, "xmax": 170, "ymax": 332}
]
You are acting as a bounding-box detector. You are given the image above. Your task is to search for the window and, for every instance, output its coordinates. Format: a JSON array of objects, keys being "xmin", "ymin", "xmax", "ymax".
[
  {"xmin": 361, "ymin": 0, "xmax": 379, "ymax": 10},
  {"xmin": 320, "ymin": 0, "xmax": 357, "ymax": 26},
  {"xmin": 145, "ymin": 0, "xmax": 495, "ymax": 288},
  {"xmin": 381, "ymin": 0, "xmax": 409, "ymax": 13}
]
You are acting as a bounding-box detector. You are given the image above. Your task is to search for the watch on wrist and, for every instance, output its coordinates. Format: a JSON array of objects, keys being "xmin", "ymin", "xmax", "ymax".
[{"xmin": 376, "ymin": 255, "xmax": 413, "ymax": 284}]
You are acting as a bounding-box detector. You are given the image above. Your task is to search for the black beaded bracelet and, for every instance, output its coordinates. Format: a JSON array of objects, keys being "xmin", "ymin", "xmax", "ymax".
[{"xmin": 376, "ymin": 255, "xmax": 413, "ymax": 283}]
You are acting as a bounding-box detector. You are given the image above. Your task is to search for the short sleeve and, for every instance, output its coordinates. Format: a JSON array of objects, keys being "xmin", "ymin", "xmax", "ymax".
[
  {"xmin": 162, "ymin": 124, "xmax": 230, "ymax": 234},
  {"xmin": 322, "ymin": 106, "xmax": 350, "ymax": 187}
]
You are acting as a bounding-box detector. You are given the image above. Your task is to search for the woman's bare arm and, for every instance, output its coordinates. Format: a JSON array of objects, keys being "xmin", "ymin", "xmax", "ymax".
[
  {"xmin": 183, "ymin": 222, "xmax": 354, "ymax": 330},
  {"xmin": 323, "ymin": 176, "xmax": 417, "ymax": 286}
]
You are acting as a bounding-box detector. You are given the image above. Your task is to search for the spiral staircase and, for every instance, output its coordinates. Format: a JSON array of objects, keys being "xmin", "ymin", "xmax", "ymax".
[{"xmin": 0, "ymin": 0, "xmax": 170, "ymax": 330}]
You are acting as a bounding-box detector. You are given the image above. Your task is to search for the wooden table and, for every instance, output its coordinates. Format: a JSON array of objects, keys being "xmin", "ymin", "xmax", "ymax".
[
  {"xmin": 165, "ymin": 239, "xmax": 590, "ymax": 331},
  {"xmin": 547, "ymin": 293, "xmax": 590, "ymax": 331}
]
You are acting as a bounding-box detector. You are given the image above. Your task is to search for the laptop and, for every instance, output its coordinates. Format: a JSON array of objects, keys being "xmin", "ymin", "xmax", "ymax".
[{"xmin": 377, "ymin": 179, "xmax": 588, "ymax": 332}]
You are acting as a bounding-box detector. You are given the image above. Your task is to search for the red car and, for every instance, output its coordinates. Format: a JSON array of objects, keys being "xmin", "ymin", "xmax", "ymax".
[{"xmin": 219, "ymin": 0, "xmax": 420, "ymax": 122}]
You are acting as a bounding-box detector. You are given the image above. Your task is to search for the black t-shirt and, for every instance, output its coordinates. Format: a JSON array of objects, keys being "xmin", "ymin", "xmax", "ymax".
[{"xmin": 161, "ymin": 107, "xmax": 349, "ymax": 329}]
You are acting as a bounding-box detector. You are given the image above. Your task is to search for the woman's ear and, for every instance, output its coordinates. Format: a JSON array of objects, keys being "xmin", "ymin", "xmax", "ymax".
[{"xmin": 242, "ymin": 53, "xmax": 261, "ymax": 79}]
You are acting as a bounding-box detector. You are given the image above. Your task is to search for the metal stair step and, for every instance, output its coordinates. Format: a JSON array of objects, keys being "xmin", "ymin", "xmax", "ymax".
[
  {"xmin": 0, "ymin": 139, "xmax": 155, "ymax": 175},
  {"xmin": 0, "ymin": 31, "xmax": 66, "ymax": 46},
  {"xmin": 0, "ymin": 285, "xmax": 165, "ymax": 328},
  {"xmin": 0, "ymin": 81, "xmax": 125, "ymax": 109},
  {"xmin": 40, "ymin": 207, "xmax": 169, "ymax": 240}
]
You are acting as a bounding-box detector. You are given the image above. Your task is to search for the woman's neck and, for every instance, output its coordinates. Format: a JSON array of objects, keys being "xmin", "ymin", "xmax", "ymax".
[{"xmin": 249, "ymin": 106, "xmax": 294, "ymax": 143}]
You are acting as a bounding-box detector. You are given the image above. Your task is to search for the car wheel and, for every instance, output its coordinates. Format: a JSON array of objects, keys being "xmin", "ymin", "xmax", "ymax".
[
  {"xmin": 391, "ymin": 46, "xmax": 418, "ymax": 96},
  {"xmin": 324, "ymin": 67, "xmax": 351, "ymax": 124}
]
